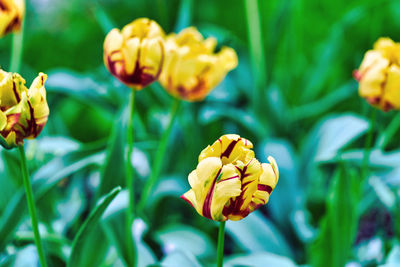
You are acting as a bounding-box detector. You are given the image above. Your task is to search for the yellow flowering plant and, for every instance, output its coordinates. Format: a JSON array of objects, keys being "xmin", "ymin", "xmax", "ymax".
[
  {"xmin": 354, "ymin": 37, "xmax": 400, "ymax": 111},
  {"xmin": 0, "ymin": 70, "xmax": 49, "ymax": 149},
  {"xmin": 181, "ymin": 134, "xmax": 279, "ymax": 222},
  {"xmin": 103, "ymin": 18, "xmax": 165, "ymax": 89},
  {"xmin": 159, "ymin": 27, "xmax": 238, "ymax": 102},
  {"xmin": 0, "ymin": 0, "xmax": 24, "ymax": 37}
]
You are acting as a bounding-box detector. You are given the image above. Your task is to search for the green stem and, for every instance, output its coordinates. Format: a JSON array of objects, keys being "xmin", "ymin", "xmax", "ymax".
[
  {"xmin": 361, "ymin": 108, "xmax": 377, "ymax": 180},
  {"xmin": 18, "ymin": 146, "xmax": 48, "ymax": 267},
  {"xmin": 377, "ymin": 112, "xmax": 400, "ymax": 150},
  {"xmin": 125, "ymin": 90, "xmax": 137, "ymax": 267},
  {"xmin": 138, "ymin": 98, "xmax": 181, "ymax": 213},
  {"xmin": 217, "ymin": 221, "xmax": 226, "ymax": 267},
  {"xmin": 245, "ymin": 0, "xmax": 267, "ymax": 115},
  {"xmin": 9, "ymin": 14, "xmax": 25, "ymax": 73}
]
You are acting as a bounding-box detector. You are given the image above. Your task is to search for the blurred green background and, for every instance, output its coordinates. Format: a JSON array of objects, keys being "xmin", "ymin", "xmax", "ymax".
[{"xmin": 1, "ymin": 0, "xmax": 400, "ymax": 266}]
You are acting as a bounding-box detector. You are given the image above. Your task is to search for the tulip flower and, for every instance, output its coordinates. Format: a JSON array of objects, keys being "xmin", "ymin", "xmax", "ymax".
[
  {"xmin": 354, "ymin": 37, "xmax": 400, "ymax": 111},
  {"xmin": 103, "ymin": 18, "xmax": 165, "ymax": 89},
  {"xmin": 0, "ymin": 0, "xmax": 24, "ymax": 37},
  {"xmin": 159, "ymin": 27, "xmax": 238, "ymax": 102},
  {"xmin": 181, "ymin": 134, "xmax": 279, "ymax": 222},
  {"xmin": 0, "ymin": 70, "xmax": 49, "ymax": 149}
]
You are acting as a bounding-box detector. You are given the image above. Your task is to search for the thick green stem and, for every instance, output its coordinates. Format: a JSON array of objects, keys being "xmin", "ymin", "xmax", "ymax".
[
  {"xmin": 245, "ymin": 0, "xmax": 267, "ymax": 115},
  {"xmin": 125, "ymin": 90, "xmax": 137, "ymax": 267},
  {"xmin": 9, "ymin": 17, "xmax": 25, "ymax": 73},
  {"xmin": 138, "ymin": 98, "xmax": 181, "ymax": 213},
  {"xmin": 18, "ymin": 146, "xmax": 48, "ymax": 267},
  {"xmin": 377, "ymin": 112, "xmax": 400, "ymax": 150},
  {"xmin": 217, "ymin": 221, "xmax": 226, "ymax": 267},
  {"xmin": 361, "ymin": 108, "xmax": 377, "ymax": 180}
]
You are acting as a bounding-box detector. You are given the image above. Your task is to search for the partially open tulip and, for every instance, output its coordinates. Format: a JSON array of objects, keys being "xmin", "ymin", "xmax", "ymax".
[
  {"xmin": 0, "ymin": 0, "xmax": 24, "ymax": 37},
  {"xmin": 354, "ymin": 37, "xmax": 400, "ymax": 111},
  {"xmin": 181, "ymin": 134, "xmax": 279, "ymax": 221},
  {"xmin": 0, "ymin": 70, "xmax": 49, "ymax": 149},
  {"xmin": 104, "ymin": 18, "xmax": 165, "ymax": 89},
  {"xmin": 159, "ymin": 27, "xmax": 238, "ymax": 102}
]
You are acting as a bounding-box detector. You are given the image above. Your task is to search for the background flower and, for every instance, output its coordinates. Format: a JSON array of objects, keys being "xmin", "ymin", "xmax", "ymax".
[
  {"xmin": 355, "ymin": 37, "xmax": 400, "ymax": 111},
  {"xmin": 0, "ymin": 0, "xmax": 24, "ymax": 37},
  {"xmin": 103, "ymin": 18, "xmax": 165, "ymax": 89},
  {"xmin": 159, "ymin": 27, "xmax": 237, "ymax": 101}
]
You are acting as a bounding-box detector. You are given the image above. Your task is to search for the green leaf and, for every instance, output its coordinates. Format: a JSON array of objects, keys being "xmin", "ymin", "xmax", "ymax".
[
  {"xmin": 310, "ymin": 165, "xmax": 361, "ymax": 267},
  {"xmin": 160, "ymin": 251, "xmax": 201, "ymax": 267},
  {"xmin": 67, "ymin": 186, "xmax": 121, "ymax": 267},
  {"xmin": 225, "ymin": 252, "xmax": 297, "ymax": 267},
  {"xmin": 155, "ymin": 225, "xmax": 215, "ymax": 259},
  {"xmin": 226, "ymin": 211, "xmax": 293, "ymax": 257},
  {"xmin": 97, "ymin": 109, "xmax": 126, "ymax": 198},
  {"xmin": 380, "ymin": 244, "xmax": 400, "ymax": 267},
  {"xmin": 102, "ymin": 190, "xmax": 157, "ymax": 267}
]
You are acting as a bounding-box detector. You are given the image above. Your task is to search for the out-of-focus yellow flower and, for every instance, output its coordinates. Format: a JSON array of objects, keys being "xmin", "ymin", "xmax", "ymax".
[
  {"xmin": 159, "ymin": 27, "xmax": 238, "ymax": 102},
  {"xmin": 181, "ymin": 134, "xmax": 279, "ymax": 222},
  {"xmin": 104, "ymin": 18, "xmax": 165, "ymax": 89},
  {"xmin": 0, "ymin": 0, "xmax": 25, "ymax": 37},
  {"xmin": 0, "ymin": 70, "xmax": 49, "ymax": 149},
  {"xmin": 354, "ymin": 37, "xmax": 400, "ymax": 111}
]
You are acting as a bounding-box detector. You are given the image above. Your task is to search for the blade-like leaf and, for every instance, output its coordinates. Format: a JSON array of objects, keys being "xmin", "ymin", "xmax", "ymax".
[
  {"xmin": 310, "ymin": 165, "xmax": 361, "ymax": 267},
  {"xmin": 67, "ymin": 186, "xmax": 121, "ymax": 267}
]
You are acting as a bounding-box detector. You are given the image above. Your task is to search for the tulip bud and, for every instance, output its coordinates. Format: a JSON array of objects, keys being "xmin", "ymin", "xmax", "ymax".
[
  {"xmin": 0, "ymin": 0, "xmax": 25, "ymax": 37},
  {"xmin": 159, "ymin": 27, "xmax": 238, "ymax": 102},
  {"xmin": 103, "ymin": 18, "xmax": 165, "ymax": 89},
  {"xmin": 354, "ymin": 37, "xmax": 400, "ymax": 111},
  {"xmin": 0, "ymin": 70, "xmax": 49, "ymax": 149},
  {"xmin": 181, "ymin": 134, "xmax": 279, "ymax": 221}
]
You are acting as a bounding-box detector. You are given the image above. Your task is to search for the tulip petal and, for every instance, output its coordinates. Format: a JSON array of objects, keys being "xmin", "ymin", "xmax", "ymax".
[
  {"xmin": 358, "ymin": 51, "xmax": 388, "ymax": 100},
  {"xmin": 210, "ymin": 164, "xmax": 241, "ymax": 221},
  {"xmin": 382, "ymin": 64, "xmax": 400, "ymax": 110}
]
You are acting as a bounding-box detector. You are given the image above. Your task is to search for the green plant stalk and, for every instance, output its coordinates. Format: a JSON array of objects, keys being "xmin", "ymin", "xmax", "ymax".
[
  {"xmin": 18, "ymin": 146, "xmax": 48, "ymax": 267},
  {"xmin": 378, "ymin": 112, "xmax": 400, "ymax": 150},
  {"xmin": 245, "ymin": 0, "xmax": 267, "ymax": 115},
  {"xmin": 125, "ymin": 90, "xmax": 137, "ymax": 267},
  {"xmin": 138, "ymin": 98, "xmax": 181, "ymax": 213},
  {"xmin": 217, "ymin": 221, "xmax": 226, "ymax": 267},
  {"xmin": 361, "ymin": 108, "xmax": 377, "ymax": 180},
  {"xmin": 9, "ymin": 17, "xmax": 25, "ymax": 73}
]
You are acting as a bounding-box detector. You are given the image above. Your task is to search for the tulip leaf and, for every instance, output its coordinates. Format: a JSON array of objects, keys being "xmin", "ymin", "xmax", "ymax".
[
  {"xmin": 102, "ymin": 190, "xmax": 157, "ymax": 267},
  {"xmin": 303, "ymin": 114, "xmax": 369, "ymax": 165},
  {"xmin": 160, "ymin": 251, "xmax": 202, "ymax": 267},
  {"xmin": 380, "ymin": 244, "xmax": 400, "ymax": 267},
  {"xmin": 226, "ymin": 211, "xmax": 293, "ymax": 257},
  {"xmin": 310, "ymin": 164, "xmax": 361, "ymax": 267},
  {"xmin": 97, "ymin": 108, "xmax": 127, "ymax": 198},
  {"xmin": 68, "ymin": 186, "xmax": 121, "ymax": 267},
  {"xmin": 155, "ymin": 225, "xmax": 215, "ymax": 259},
  {"xmin": 225, "ymin": 252, "xmax": 297, "ymax": 267}
]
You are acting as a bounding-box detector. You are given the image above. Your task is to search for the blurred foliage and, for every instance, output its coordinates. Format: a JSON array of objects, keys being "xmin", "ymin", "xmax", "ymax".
[{"xmin": 1, "ymin": 0, "xmax": 400, "ymax": 266}]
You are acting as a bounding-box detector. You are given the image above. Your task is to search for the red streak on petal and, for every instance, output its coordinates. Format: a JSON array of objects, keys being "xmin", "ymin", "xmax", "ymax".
[
  {"xmin": 221, "ymin": 139, "xmax": 239, "ymax": 159},
  {"xmin": 219, "ymin": 175, "xmax": 239, "ymax": 182},
  {"xmin": 202, "ymin": 168, "xmax": 222, "ymax": 220},
  {"xmin": 257, "ymin": 184, "xmax": 272, "ymax": 194},
  {"xmin": 180, "ymin": 194, "xmax": 195, "ymax": 209}
]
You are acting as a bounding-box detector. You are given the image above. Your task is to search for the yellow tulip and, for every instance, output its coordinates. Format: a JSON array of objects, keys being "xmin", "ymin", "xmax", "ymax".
[
  {"xmin": 181, "ymin": 134, "xmax": 279, "ymax": 221},
  {"xmin": 0, "ymin": 0, "xmax": 24, "ymax": 37},
  {"xmin": 0, "ymin": 70, "xmax": 49, "ymax": 149},
  {"xmin": 159, "ymin": 27, "xmax": 238, "ymax": 102},
  {"xmin": 103, "ymin": 18, "xmax": 165, "ymax": 89},
  {"xmin": 354, "ymin": 37, "xmax": 400, "ymax": 111}
]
